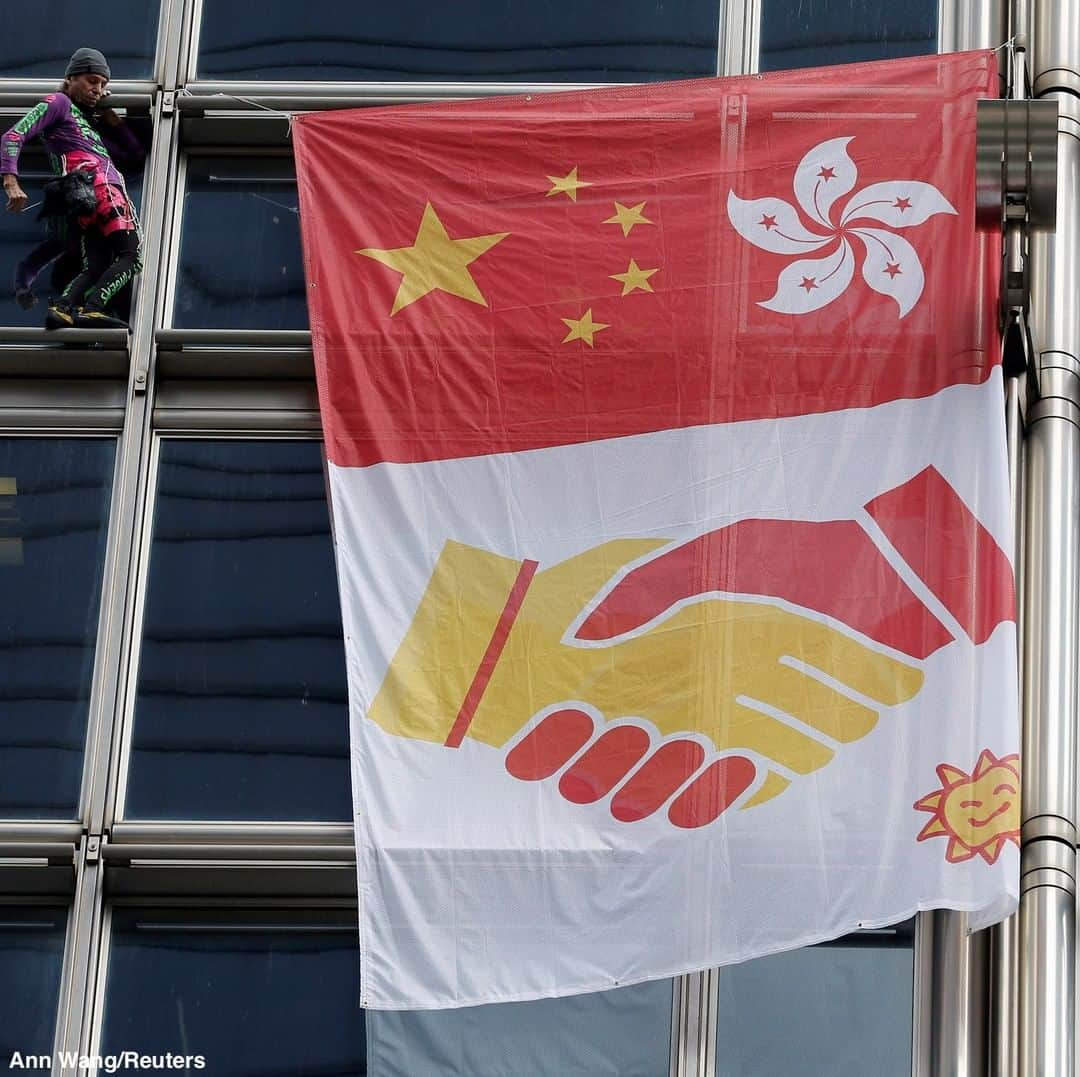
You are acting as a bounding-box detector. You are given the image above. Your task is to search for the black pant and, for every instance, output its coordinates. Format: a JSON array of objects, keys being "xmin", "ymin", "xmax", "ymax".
[{"xmin": 61, "ymin": 228, "xmax": 141, "ymax": 312}]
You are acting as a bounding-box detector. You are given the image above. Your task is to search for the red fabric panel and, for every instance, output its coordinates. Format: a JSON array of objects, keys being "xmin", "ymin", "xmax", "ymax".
[
  {"xmin": 865, "ymin": 466, "xmax": 1016, "ymax": 642},
  {"xmin": 578, "ymin": 517, "xmax": 952, "ymax": 659},
  {"xmin": 293, "ymin": 52, "xmax": 1000, "ymax": 468}
]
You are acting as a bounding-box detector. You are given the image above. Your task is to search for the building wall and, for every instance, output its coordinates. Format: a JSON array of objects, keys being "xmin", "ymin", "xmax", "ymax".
[{"xmin": 0, "ymin": 3, "xmax": 1030, "ymax": 1075}]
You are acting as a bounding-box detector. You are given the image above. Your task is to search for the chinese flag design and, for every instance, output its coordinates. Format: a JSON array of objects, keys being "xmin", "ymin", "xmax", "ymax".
[{"xmin": 294, "ymin": 52, "xmax": 998, "ymax": 469}]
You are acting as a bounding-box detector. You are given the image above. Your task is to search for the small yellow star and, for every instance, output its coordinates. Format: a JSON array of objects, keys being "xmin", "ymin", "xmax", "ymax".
[
  {"xmin": 610, "ymin": 258, "xmax": 659, "ymax": 296},
  {"xmin": 561, "ymin": 308, "xmax": 610, "ymax": 347},
  {"xmin": 603, "ymin": 201, "xmax": 652, "ymax": 237},
  {"xmin": 357, "ymin": 203, "xmax": 509, "ymax": 316},
  {"xmin": 546, "ymin": 166, "xmax": 592, "ymax": 202}
]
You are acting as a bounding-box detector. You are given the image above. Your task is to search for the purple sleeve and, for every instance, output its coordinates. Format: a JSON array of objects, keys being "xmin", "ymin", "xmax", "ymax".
[
  {"xmin": 1, "ymin": 94, "xmax": 70, "ymax": 176},
  {"xmin": 14, "ymin": 237, "xmax": 65, "ymax": 294},
  {"xmin": 100, "ymin": 120, "xmax": 146, "ymax": 174}
]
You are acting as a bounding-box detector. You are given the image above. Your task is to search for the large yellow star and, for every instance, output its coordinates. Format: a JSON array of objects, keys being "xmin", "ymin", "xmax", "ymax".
[
  {"xmin": 546, "ymin": 166, "xmax": 592, "ymax": 202},
  {"xmin": 610, "ymin": 258, "xmax": 659, "ymax": 296},
  {"xmin": 357, "ymin": 203, "xmax": 509, "ymax": 316},
  {"xmin": 604, "ymin": 201, "xmax": 652, "ymax": 237},
  {"xmin": 561, "ymin": 309, "xmax": 610, "ymax": 347}
]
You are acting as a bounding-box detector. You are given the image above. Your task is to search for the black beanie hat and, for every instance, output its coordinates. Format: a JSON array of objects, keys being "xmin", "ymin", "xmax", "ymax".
[{"xmin": 65, "ymin": 48, "xmax": 111, "ymax": 80}]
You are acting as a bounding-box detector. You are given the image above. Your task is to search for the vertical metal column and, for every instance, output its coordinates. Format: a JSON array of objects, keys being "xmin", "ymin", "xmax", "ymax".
[
  {"xmin": 931, "ymin": 6, "xmax": 1009, "ymax": 1075},
  {"xmin": 1021, "ymin": 3, "xmax": 1080, "ymax": 1075}
]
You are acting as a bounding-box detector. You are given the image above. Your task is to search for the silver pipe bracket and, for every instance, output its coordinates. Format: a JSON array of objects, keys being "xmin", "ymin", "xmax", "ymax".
[
  {"xmin": 977, "ymin": 97, "xmax": 1058, "ymax": 379},
  {"xmin": 976, "ymin": 98, "xmax": 1059, "ymax": 231}
]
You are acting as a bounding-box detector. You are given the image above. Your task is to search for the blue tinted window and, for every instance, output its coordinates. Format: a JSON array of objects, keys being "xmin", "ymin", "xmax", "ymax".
[
  {"xmin": 173, "ymin": 158, "xmax": 305, "ymax": 330},
  {"xmin": 715, "ymin": 932, "xmax": 914, "ymax": 1075},
  {"xmin": 759, "ymin": 0, "xmax": 936, "ymax": 72},
  {"xmin": 0, "ymin": 7, "xmax": 160, "ymax": 79},
  {"xmin": 368, "ymin": 979, "xmax": 672, "ymax": 1075},
  {"xmin": 126, "ymin": 439, "xmax": 350, "ymax": 821},
  {"xmin": 0, "ymin": 907, "xmax": 67, "ymax": 1062},
  {"xmin": 0, "ymin": 438, "xmax": 115, "ymax": 818},
  {"xmin": 102, "ymin": 913, "xmax": 366, "ymax": 1076},
  {"xmin": 197, "ymin": 1, "xmax": 722, "ymax": 82},
  {"xmin": 0, "ymin": 122, "xmax": 149, "ymax": 329}
]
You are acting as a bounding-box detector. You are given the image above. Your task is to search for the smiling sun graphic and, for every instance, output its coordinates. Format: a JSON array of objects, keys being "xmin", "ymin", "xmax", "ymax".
[{"xmin": 914, "ymin": 750, "xmax": 1020, "ymax": 865}]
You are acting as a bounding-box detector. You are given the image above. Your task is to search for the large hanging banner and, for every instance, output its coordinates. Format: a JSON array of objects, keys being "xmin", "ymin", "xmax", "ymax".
[{"xmin": 293, "ymin": 50, "xmax": 1018, "ymax": 1010}]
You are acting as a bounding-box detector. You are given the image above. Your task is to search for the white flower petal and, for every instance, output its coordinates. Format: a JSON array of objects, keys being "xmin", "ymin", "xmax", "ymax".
[
  {"xmin": 726, "ymin": 192, "xmax": 831, "ymax": 255},
  {"xmin": 851, "ymin": 227, "xmax": 925, "ymax": 318},
  {"xmin": 793, "ymin": 137, "xmax": 857, "ymax": 229},
  {"xmin": 758, "ymin": 239, "xmax": 854, "ymax": 315},
  {"xmin": 841, "ymin": 181, "xmax": 956, "ymax": 228}
]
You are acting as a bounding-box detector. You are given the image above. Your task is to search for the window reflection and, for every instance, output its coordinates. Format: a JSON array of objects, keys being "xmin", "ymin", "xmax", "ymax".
[
  {"xmin": 715, "ymin": 928, "xmax": 914, "ymax": 1076},
  {"xmin": 102, "ymin": 911, "xmax": 366, "ymax": 1076},
  {"xmin": 196, "ymin": 0, "xmax": 721, "ymax": 82},
  {"xmin": 0, "ymin": 6, "xmax": 160, "ymax": 79},
  {"xmin": 173, "ymin": 158, "xmax": 305, "ymax": 330},
  {"xmin": 759, "ymin": 0, "xmax": 936, "ymax": 72},
  {"xmin": 126, "ymin": 439, "xmax": 350, "ymax": 821},
  {"xmin": 368, "ymin": 979, "xmax": 672, "ymax": 1076},
  {"xmin": 0, "ymin": 135, "xmax": 149, "ymax": 329},
  {"xmin": 0, "ymin": 438, "xmax": 115, "ymax": 819},
  {"xmin": 0, "ymin": 907, "xmax": 67, "ymax": 1063}
]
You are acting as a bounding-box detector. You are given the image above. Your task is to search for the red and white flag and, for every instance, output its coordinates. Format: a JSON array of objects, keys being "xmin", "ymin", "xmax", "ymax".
[{"xmin": 293, "ymin": 50, "xmax": 1018, "ymax": 1010}]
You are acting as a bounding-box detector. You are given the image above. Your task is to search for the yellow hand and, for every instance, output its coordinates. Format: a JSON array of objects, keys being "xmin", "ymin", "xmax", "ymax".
[{"xmin": 368, "ymin": 540, "xmax": 924, "ymax": 779}]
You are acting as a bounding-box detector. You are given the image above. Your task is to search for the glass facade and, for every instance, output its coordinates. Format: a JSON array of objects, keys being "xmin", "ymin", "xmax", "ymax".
[
  {"xmin": 0, "ymin": 438, "xmax": 115, "ymax": 818},
  {"xmin": 0, "ymin": 907, "xmax": 67, "ymax": 1063},
  {"xmin": 173, "ymin": 159, "xmax": 304, "ymax": 330},
  {"xmin": 126, "ymin": 438, "xmax": 349, "ymax": 821},
  {"xmin": 102, "ymin": 912, "xmax": 367, "ymax": 1075},
  {"xmin": 195, "ymin": 1, "xmax": 725, "ymax": 82},
  {"xmin": 0, "ymin": 1, "xmax": 972, "ymax": 1073}
]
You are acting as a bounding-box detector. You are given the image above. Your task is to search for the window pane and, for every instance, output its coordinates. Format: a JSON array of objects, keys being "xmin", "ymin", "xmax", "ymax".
[
  {"xmin": 368, "ymin": 980, "xmax": 672, "ymax": 1075},
  {"xmin": 173, "ymin": 158, "xmax": 306, "ymax": 330},
  {"xmin": 126, "ymin": 439, "xmax": 350, "ymax": 821},
  {"xmin": 759, "ymin": 0, "xmax": 936, "ymax": 72},
  {"xmin": 196, "ymin": 1, "xmax": 721, "ymax": 82},
  {"xmin": 0, "ymin": 907, "xmax": 67, "ymax": 1063},
  {"xmin": 0, "ymin": 6, "xmax": 160, "ymax": 79},
  {"xmin": 0, "ymin": 131, "xmax": 149, "ymax": 329},
  {"xmin": 0, "ymin": 438, "xmax": 115, "ymax": 818},
  {"xmin": 102, "ymin": 913, "xmax": 366, "ymax": 1076},
  {"xmin": 715, "ymin": 932, "xmax": 914, "ymax": 1076}
]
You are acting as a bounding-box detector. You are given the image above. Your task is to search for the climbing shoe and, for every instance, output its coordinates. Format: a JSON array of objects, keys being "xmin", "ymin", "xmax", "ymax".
[
  {"xmin": 74, "ymin": 307, "xmax": 129, "ymax": 329},
  {"xmin": 44, "ymin": 303, "xmax": 75, "ymax": 330}
]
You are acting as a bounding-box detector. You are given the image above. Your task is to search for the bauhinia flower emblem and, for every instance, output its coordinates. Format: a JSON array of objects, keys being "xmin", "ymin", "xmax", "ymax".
[{"xmin": 727, "ymin": 137, "xmax": 956, "ymax": 318}]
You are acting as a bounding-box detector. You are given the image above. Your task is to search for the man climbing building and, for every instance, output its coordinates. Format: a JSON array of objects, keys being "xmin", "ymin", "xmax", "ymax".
[{"xmin": 2, "ymin": 48, "xmax": 142, "ymax": 329}]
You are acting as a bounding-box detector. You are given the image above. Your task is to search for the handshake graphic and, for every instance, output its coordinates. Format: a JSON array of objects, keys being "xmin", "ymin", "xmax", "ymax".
[{"xmin": 368, "ymin": 468, "xmax": 1012, "ymax": 829}]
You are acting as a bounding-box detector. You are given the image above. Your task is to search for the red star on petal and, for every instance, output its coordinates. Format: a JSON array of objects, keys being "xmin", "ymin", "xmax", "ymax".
[
  {"xmin": 817, "ymin": 166, "xmax": 836, "ymax": 180},
  {"xmin": 800, "ymin": 276, "xmax": 818, "ymax": 292},
  {"xmin": 759, "ymin": 214, "xmax": 778, "ymax": 229},
  {"xmin": 894, "ymin": 196, "xmax": 912, "ymax": 211},
  {"xmin": 884, "ymin": 262, "xmax": 902, "ymax": 279}
]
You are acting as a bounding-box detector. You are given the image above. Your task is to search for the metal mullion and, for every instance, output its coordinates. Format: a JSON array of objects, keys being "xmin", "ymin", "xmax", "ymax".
[
  {"xmin": 719, "ymin": 0, "xmax": 760, "ymax": 77},
  {"xmin": 56, "ymin": 855, "xmax": 106, "ymax": 1077},
  {"xmin": 82, "ymin": 899, "xmax": 113, "ymax": 1073},
  {"xmin": 184, "ymin": 0, "xmax": 208, "ymax": 86},
  {"xmin": 110, "ymin": 821, "xmax": 352, "ymax": 846},
  {"xmin": 157, "ymin": 0, "xmax": 187, "ymax": 92},
  {"xmin": 160, "ymin": 152, "xmax": 188, "ymax": 330},
  {"xmin": 107, "ymin": 432, "xmax": 163, "ymax": 827},
  {"xmin": 84, "ymin": 81, "xmax": 187, "ymax": 840},
  {"xmin": 671, "ymin": 970, "xmax": 710, "ymax": 1077},
  {"xmin": 38, "ymin": 899, "xmax": 74, "ymax": 1077}
]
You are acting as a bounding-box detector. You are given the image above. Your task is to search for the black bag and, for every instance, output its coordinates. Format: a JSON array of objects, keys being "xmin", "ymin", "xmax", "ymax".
[{"xmin": 38, "ymin": 169, "xmax": 98, "ymax": 220}]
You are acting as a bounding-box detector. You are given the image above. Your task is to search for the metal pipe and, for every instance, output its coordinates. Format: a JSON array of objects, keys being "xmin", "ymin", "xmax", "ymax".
[
  {"xmin": 927, "ymin": 9, "xmax": 1012, "ymax": 1075},
  {"xmin": 938, "ymin": 0, "xmax": 1008, "ymax": 56},
  {"xmin": 1020, "ymin": 3, "xmax": 1080, "ymax": 1074}
]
